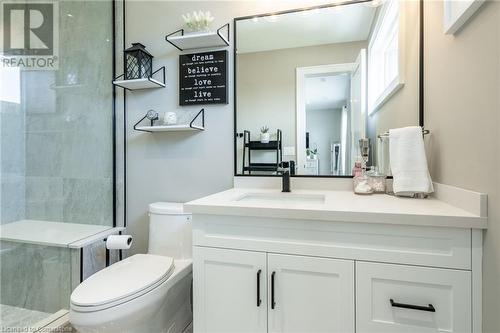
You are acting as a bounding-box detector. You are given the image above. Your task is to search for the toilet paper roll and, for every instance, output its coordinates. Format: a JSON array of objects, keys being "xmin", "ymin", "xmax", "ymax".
[{"xmin": 106, "ymin": 235, "xmax": 133, "ymax": 250}]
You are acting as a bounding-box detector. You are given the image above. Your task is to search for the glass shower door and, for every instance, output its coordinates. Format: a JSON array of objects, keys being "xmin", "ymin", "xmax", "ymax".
[{"xmin": 0, "ymin": 0, "xmax": 120, "ymax": 329}]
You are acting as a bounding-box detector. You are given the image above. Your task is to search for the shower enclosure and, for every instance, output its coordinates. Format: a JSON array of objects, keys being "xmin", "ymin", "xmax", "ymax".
[{"xmin": 0, "ymin": 0, "xmax": 124, "ymax": 330}]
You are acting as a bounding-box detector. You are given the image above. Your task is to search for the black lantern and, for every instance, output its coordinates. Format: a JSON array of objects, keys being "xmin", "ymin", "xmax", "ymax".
[{"xmin": 124, "ymin": 43, "xmax": 153, "ymax": 80}]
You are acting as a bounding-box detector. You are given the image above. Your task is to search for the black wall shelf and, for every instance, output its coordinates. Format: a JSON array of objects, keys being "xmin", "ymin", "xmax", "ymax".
[
  {"xmin": 242, "ymin": 129, "xmax": 283, "ymax": 174},
  {"xmin": 134, "ymin": 108, "xmax": 205, "ymax": 133},
  {"xmin": 113, "ymin": 66, "xmax": 166, "ymax": 90}
]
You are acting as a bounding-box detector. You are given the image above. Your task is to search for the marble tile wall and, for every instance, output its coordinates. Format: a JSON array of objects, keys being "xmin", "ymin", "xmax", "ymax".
[
  {"xmin": 25, "ymin": 177, "xmax": 64, "ymax": 222},
  {"xmin": 0, "ymin": 238, "xmax": 120, "ymax": 314},
  {"xmin": 0, "ymin": 241, "xmax": 72, "ymax": 313},
  {"xmin": 0, "ymin": 0, "xmax": 121, "ymax": 319},
  {"xmin": 0, "ymin": 1, "xmax": 115, "ymax": 226},
  {"xmin": 82, "ymin": 237, "xmax": 121, "ymax": 281},
  {"xmin": 69, "ymin": 237, "xmax": 121, "ymax": 296},
  {"xmin": 1, "ymin": 102, "xmax": 25, "ymax": 224}
]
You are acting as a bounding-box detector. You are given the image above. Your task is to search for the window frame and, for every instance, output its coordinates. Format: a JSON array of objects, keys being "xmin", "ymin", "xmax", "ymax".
[{"xmin": 367, "ymin": 0, "xmax": 406, "ymax": 115}]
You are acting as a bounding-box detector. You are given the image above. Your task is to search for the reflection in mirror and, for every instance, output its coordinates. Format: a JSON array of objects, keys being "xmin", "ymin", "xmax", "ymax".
[{"xmin": 235, "ymin": 0, "xmax": 421, "ymax": 176}]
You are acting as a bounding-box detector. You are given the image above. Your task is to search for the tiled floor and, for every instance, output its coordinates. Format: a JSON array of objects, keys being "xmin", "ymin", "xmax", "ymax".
[
  {"xmin": 69, "ymin": 322, "xmax": 192, "ymax": 333},
  {"xmin": 0, "ymin": 304, "xmax": 50, "ymax": 330}
]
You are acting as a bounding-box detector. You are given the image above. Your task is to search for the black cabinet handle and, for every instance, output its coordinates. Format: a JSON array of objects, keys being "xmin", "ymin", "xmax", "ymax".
[
  {"xmin": 256, "ymin": 269, "xmax": 262, "ymax": 307},
  {"xmin": 390, "ymin": 299, "xmax": 436, "ymax": 312},
  {"xmin": 271, "ymin": 271, "xmax": 276, "ymax": 309}
]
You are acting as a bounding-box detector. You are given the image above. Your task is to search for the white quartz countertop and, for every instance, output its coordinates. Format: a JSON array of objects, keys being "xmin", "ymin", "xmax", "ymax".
[{"xmin": 184, "ymin": 188, "xmax": 487, "ymax": 229}]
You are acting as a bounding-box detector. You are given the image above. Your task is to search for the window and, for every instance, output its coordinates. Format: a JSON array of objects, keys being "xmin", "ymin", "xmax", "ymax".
[{"xmin": 368, "ymin": 0, "xmax": 403, "ymax": 114}]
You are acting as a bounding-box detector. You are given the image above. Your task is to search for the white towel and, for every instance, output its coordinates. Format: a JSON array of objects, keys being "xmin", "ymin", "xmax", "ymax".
[{"xmin": 389, "ymin": 126, "xmax": 434, "ymax": 196}]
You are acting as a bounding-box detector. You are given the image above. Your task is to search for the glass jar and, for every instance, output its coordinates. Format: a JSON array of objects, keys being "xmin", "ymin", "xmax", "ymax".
[
  {"xmin": 366, "ymin": 167, "xmax": 386, "ymax": 193},
  {"xmin": 353, "ymin": 174, "xmax": 373, "ymax": 195}
]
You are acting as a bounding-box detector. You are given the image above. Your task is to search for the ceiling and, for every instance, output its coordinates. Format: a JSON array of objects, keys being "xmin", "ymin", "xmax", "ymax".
[
  {"xmin": 306, "ymin": 73, "xmax": 350, "ymax": 111},
  {"xmin": 237, "ymin": 2, "xmax": 377, "ymax": 54}
]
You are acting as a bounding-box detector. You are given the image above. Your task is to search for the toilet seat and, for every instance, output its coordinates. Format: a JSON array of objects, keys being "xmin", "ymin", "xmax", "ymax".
[{"xmin": 71, "ymin": 254, "xmax": 174, "ymax": 312}]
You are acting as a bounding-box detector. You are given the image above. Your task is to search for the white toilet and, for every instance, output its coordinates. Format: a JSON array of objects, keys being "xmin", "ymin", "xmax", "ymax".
[{"xmin": 70, "ymin": 202, "xmax": 192, "ymax": 333}]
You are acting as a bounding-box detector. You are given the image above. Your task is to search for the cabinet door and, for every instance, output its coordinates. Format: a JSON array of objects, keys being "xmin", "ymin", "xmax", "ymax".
[
  {"xmin": 268, "ymin": 253, "xmax": 354, "ymax": 333},
  {"xmin": 193, "ymin": 247, "xmax": 267, "ymax": 333}
]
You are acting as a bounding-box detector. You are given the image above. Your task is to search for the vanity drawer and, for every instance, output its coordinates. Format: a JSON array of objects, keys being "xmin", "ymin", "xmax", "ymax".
[{"xmin": 356, "ymin": 261, "xmax": 471, "ymax": 333}]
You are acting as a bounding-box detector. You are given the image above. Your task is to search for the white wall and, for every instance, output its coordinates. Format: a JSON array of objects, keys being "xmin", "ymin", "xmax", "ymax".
[
  {"xmin": 125, "ymin": 0, "xmax": 341, "ymax": 254},
  {"xmin": 306, "ymin": 108, "xmax": 343, "ymax": 174},
  {"xmin": 423, "ymin": 2, "xmax": 500, "ymax": 332}
]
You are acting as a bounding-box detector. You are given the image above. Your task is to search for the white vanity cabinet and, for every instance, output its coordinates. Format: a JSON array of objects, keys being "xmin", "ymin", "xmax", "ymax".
[
  {"xmin": 191, "ymin": 213, "xmax": 482, "ymax": 333},
  {"xmin": 193, "ymin": 247, "xmax": 267, "ymax": 333},
  {"xmin": 267, "ymin": 253, "xmax": 354, "ymax": 333},
  {"xmin": 356, "ymin": 262, "xmax": 471, "ymax": 333},
  {"xmin": 193, "ymin": 247, "xmax": 354, "ymax": 333}
]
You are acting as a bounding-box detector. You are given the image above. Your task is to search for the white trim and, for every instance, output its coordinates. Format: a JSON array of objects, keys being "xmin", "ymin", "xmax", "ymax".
[
  {"xmin": 340, "ymin": 106, "xmax": 348, "ymax": 174},
  {"xmin": 369, "ymin": 78, "xmax": 404, "ymax": 114},
  {"xmin": 471, "ymin": 229, "xmax": 483, "ymax": 333},
  {"xmin": 443, "ymin": 0, "xmax": 485, "ymax": 35},
  {"xmin": 349, "ymin": 49, "xmax": 367, "ymax": 172},
  {"xmin": 368, "ymin": 0, "xmax": 406, "ymax": 115},
  {"xmin": 296, "ymin": 63, "xmax": 356, "ymax": 174},
  {"xmin": 33, "ymin": 310, "xmax": 69, "ymax": 333}
]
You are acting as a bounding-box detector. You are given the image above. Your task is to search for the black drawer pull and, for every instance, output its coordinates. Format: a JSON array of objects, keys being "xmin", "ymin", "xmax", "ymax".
[
  {"xmin": 390, "ymin": 299, "xmax": 436, "ymax": 312},
  {"xmin": 256, "ymin": 269, "xmax": 262, "ymax": 307},
  {"xmin": 271, "ymin": 271, "xmax": 276, "ymax": 309}
]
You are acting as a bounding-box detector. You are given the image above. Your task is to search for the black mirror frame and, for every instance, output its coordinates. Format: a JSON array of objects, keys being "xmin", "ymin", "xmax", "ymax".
[{"xmin": 233, "ymin": 0, "xmax": 424, "ymax": 178}]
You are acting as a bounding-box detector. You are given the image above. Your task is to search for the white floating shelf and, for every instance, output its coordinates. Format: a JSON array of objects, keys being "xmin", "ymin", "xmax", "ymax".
[
  {"xmin": 112, "ymin": 78, "xmax": 165, "ymax": 90},
  {"xmin": 165, "ymin": 24, "xmax": 230, "ymax": 51},
  {"xmin": 135, "ymin": 124, "xmax": 204, "ymax": 132},
  {"xmin": 134, "ymin": 108, "xmax": 205, "ymax": 133},
  {"xmin": 167, "ymin": 32, "xmax": 229, "ymax": 50}
]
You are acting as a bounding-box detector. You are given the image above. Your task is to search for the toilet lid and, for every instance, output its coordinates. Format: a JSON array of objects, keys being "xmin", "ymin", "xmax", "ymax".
[{"xmin": 71, "ymin": 254, "xmax": 174, "ymax": 307}]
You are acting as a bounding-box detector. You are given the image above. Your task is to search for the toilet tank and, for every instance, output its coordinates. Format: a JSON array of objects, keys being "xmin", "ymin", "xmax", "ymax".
[{"xmin": 148, "ymin": 202, "xmax": 192, "ymax": 259}]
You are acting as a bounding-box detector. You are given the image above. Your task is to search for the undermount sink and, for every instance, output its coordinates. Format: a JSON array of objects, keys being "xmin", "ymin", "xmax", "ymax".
[{"xmin": 234, "ymin": 192, "xmax": 326, "ymax": 204}]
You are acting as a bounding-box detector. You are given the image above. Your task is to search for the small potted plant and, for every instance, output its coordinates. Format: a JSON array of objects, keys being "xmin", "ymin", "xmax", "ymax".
[
  {"xmin": 260, "ymin": 126, "xmax": 270, "ymax": 143},
  {"xmin": 182, "ymin": 11, "xmax": 215, "ymax": 34},
  {"xmin": 307, "ymin": 147, "xmax": 318, "ymax": 160}
]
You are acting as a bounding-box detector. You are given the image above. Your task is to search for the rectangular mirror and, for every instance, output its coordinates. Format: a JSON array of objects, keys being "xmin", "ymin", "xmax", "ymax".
[{"xmin": 234, "ymin": 0, "xmax": 422, "ymax": 177}]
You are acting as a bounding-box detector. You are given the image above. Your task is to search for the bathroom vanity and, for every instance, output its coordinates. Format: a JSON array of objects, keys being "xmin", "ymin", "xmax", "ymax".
[
  {"xmin": 188, "ymin": 1, "xmax": 488, "ymax": 332},
  {"xmin": 185, "ymin": 178, "xmax": 486, "ymax": 333}
]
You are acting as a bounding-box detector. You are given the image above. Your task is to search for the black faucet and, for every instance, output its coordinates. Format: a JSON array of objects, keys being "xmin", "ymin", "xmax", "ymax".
[
  {"xmin": 280, "ymin": 161, "xmax": 291, "ymax": 192},
  {"xmin": 282, "ymin": 170, "xmax": 291, "ymax": 192}
]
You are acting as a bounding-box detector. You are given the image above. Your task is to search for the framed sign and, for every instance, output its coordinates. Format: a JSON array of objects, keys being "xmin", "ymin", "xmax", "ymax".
[{"xmin": 179, "ymin": 50, "xmax": 228, "ymax": 105}]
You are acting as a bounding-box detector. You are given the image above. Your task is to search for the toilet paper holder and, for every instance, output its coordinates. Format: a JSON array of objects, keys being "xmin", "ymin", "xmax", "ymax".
[{"xmin": 104, "ymin": 234, "xmax": 133, "ymax": 250}]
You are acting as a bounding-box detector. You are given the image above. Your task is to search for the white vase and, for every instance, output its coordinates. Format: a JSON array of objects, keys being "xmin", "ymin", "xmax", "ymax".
[
  {"xmin": 185, "ymin": 27, "xmax": 211, "ymax": 35},
  {"xmin": 164, "ymin": 112, "xmax": 177, "ymax": 125},
  {"xmin": 260, "ymin": 133, "xmax": 270, "ymax": 143}
]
